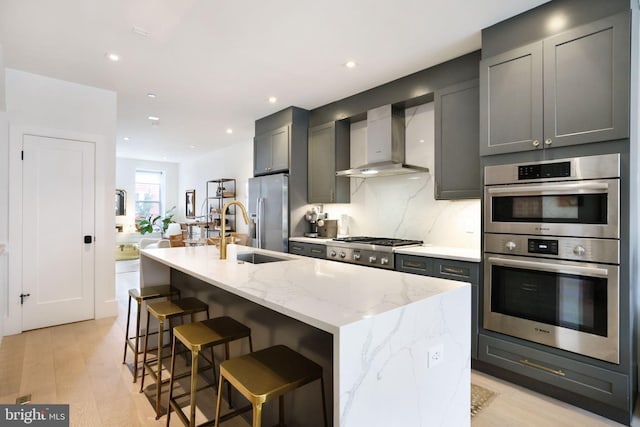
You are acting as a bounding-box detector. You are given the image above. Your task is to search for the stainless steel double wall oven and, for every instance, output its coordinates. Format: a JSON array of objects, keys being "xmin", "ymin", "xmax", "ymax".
[{"xmin": 483, "ymin": 154, "xmax": 620, "ymax": 363}]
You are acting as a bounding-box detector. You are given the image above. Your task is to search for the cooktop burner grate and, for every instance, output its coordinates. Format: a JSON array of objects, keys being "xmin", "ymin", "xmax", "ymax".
[{"xmin": 332, "ymin": 237, "xmax": 423, "ymax": 247}]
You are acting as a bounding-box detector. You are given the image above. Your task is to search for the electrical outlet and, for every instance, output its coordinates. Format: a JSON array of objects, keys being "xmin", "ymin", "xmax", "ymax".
[{"xmin": 428, "ymin": 344, "xmax": 444, "ymax": 368}]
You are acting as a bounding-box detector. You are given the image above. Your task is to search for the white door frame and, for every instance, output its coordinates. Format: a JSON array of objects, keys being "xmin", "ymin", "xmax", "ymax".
[{"xmin": 7, "ymin": 125, "xmax": 110, "ymax": 335}]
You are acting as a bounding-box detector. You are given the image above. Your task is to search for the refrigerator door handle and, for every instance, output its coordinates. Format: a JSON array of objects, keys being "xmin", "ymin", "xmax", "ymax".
[{"xmin": 257, "ymin": 197, "xmax": 264, "ymax": 248}]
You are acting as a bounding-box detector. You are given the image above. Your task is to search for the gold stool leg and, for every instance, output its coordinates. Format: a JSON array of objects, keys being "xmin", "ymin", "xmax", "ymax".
[
  {"xmin": 139, "ymin": 311, "xmax": 152, "ymax": 392},
  {"xmin": 225, "ymin": 342, "xmax": 232, "ymax": 409},
  {"xmin": 214, "ymin": 372, "xmax": 225, "ymax": 427},
  {"xmin": 166, "ymin": 336, "xmax": 178, "ymax": 427},
  {"xmin": 253, "ymin": 402, "xmax": 262, "ymax": 427},
  {"xmin": 122, "ymin": 295, "xmax": 132, "ymax": 366},
  {"xmin": 132, "ymin": 298, "xmax": 143, "ymax": 382},
  {"xmin": 155, "ymin": 317, "xmax": 165, "ymax": 419},
  {"xmin": 189, "ymin": 349, "xmax": 199, "ymax": 427}
]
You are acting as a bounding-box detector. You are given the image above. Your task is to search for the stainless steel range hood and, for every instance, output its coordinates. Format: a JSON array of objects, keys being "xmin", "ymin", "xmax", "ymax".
[{"xmin": 335, "ymin": 104, "xmax": 429, "ymax": 178}]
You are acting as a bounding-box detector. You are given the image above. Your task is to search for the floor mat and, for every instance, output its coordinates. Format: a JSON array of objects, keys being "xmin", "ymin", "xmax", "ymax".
[{"xmin": 471, "ymin": 383, "xmax": 496, "ymax": 417}]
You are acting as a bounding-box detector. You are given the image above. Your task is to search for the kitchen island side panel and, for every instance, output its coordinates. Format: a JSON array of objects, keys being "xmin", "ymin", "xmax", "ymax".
[{"xmin": 337, "ymin": 285, "xmax": 470, "ymax": 427}]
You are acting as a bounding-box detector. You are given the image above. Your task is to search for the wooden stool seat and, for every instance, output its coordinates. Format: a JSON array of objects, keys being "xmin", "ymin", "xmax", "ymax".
[
  {"xmin": 122, "ymin": 285, "xmax": 180, "ymax": 383},
  {"xmin": 167, "ymin": 317, "xmax": 253, "ymax": 427},
  {"xmin": 140, "ymin": 297, "xmax": 210, "ymax": 419},
  {"xmin": 214, "ymin": 345, "xmax": 327, "ymax": 427}
]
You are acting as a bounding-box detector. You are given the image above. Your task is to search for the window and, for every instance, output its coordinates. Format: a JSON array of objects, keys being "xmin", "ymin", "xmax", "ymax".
[{"xmin": 135, "ymin": 170, "xmax": 164, "ymax": 219}]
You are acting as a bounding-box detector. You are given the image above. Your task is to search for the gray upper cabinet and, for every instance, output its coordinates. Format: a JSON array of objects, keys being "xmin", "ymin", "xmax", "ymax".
[
  {"xmin": 480, "ymin": 11, "xmax": 629, "ymax": 156},
  {"xmin": 435, "ymin": 79, "xmax": 481, "ymax": 199},
  {"xmin": 307, "ymin": 121, "xmax": 350, "ymax": 203},
  {"xmin": 253, "ymin": 125, "xmax": 290, "ymax": 176}
]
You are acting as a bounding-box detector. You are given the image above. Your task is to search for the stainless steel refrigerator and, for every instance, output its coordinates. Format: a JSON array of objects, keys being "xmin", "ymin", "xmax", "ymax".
[{"xmin": 248, "ymin": 173, "xmax": 288, "ymax": 252}]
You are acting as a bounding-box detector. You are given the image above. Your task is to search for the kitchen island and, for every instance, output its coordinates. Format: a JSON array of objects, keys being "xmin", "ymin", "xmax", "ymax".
[{"xmin": 140, "ymin": 245, "xmax": 470, "ymax": 426}]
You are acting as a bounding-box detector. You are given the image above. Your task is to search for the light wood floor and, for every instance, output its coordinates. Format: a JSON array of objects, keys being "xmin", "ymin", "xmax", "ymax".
[{"xmin": 0, "ymin": 259, "xmax": 637, "ymax": 426}]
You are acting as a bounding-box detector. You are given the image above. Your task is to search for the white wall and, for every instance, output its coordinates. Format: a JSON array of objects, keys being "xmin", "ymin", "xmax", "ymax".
[
  {"xmin": 5, "ymin": 68, "xmax": 117, "ymax": 335},
  {"xmin": 322, "ymin": 103, "xmax": 481, "ymax": 250},
  {"xmin": 178, "ymin": 140, "xmax": 253, "ymax": 235},
  {"xmin": 116, "ymin": 158, "xmax": 179, "ymax": 233},
  {"xmin": 0, "ymin": 45, "xmax": 7, "ymax": 343}
]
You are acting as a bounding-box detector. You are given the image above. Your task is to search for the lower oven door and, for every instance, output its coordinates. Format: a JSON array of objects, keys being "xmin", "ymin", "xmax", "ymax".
[{"xmin": 483, "ymin": 253, "xmax": 619, "ymax": 363}]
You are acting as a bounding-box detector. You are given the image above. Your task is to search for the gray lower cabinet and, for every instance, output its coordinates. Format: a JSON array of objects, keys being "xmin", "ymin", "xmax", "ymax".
[
  {"xmin": 307, "ymin": 121, "xmax": 350, "ymax": 203},
  {"xmin": 254, "ymin": 125, "xmax": 290, "ymax": 176},
  {"xmin": 434, "ymin": 79, "xmax": 480, "ymax": 199},
  {"xmin": 396, "ymin": 254, "xmax": 479, "ymax": 359},
  {"xmin": 478, "ymin": 333, "xmax": 630, "ymax": 411},
  {"xmin": 480, "ymin": 11, "xmax": 630, "ymax": 156},
  {"xmin": 289, "ymin": 241, "xmax": 326, "ymax": 259}
]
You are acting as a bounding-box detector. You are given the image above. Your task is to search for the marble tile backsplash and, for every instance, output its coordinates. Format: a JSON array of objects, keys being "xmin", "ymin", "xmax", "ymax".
[{"xmin": 321, "ymin": 102, "xmax": 481, "ymax": 250}]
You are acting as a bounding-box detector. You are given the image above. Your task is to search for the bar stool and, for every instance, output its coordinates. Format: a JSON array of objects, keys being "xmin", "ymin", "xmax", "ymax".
[
  {"xmin": 166, "ymin": 316, "xmax": 253, "ymax": 427},
  {"xmin": 140, "ymin": 297, "xmax": 210, "ymax": 419},
  {"xmin": 122, "ymin": 285, "xmax": 180, "ymax": 383},
  {"xmin": 214, "ymin": 345, "xmax": 327, "ymax": 427}
]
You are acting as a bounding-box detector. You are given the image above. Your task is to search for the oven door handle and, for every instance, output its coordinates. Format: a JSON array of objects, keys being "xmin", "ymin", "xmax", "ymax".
[
  {"xmin": 487, "ymin": 256, "xmax": 610, "ymax": 278},
  {"xmin": 486, "ymin": 182, "xmax": 609, "ymax": 195}
]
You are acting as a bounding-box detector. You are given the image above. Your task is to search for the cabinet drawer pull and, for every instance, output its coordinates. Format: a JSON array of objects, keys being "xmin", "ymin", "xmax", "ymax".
[
  {"xmin": 519, "ymin": 359, "xmax": 565, "ymax": 376},
  {"xmin": 291, "ymin": 245, "xmax": 303, "ymax": 251},
  {"xmin": 403, "ymin": 261, "xmax": 425, "ymax": 269},
  {"xmin": 310, "ymin": 248, "xmax": 322, "ymax": 254},
  {"xmin": 441, "ymin": 266, "xmax": 468, "ymax": 277}
]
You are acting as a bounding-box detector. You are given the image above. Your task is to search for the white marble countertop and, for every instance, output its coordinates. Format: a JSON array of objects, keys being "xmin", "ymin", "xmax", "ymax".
[
  {"xmin": 290, "ymin": 237, "xmax": 480, "ymax": 262},
  {"xmin": 141, "ymin": 245, "xmax": 467, "ymax": 334}
]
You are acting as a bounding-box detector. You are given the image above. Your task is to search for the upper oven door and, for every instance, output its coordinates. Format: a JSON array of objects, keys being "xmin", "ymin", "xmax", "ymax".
[{"xmin": 484, "ymin": 178, "xmax": 619, "ymax": 238}]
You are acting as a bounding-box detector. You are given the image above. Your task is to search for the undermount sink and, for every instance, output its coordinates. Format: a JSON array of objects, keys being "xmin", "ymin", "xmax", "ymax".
[{"xmin": 236, "ymin": 252, "xmax": 289, "ymax": 264}]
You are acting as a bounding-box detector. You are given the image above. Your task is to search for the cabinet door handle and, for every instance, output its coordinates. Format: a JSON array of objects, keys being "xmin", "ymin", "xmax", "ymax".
[
  {"xmin": 441, "ymin": 266, "xmax": 468, "ymax": 277},
  {"xmin": 532, "ymin": 139, "xmax": 540, "ymax": 147},
  {"xmin": 519, "ymin": 359, "xmax": 565, "ymax": 376},
  {"xmin": 403, "ymin": 261, "xmax": 425, "ymax": 269},
  {"xmin": 544, "ymin": 138, "xmax": 552, "ymax": 146}
]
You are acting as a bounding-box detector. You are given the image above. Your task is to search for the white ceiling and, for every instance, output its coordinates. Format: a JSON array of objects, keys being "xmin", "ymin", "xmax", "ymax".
[{"xmin": 0, "ymin": 0, "xmax": 549, "ymax": 163}]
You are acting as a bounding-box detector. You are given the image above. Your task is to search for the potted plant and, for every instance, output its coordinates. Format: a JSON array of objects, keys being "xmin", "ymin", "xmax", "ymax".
[{"xmin": 136, "ymin": 206, "xmax": 176, "ymax": 235}]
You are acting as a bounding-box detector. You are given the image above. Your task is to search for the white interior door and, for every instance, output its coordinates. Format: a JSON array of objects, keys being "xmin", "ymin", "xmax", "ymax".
[{"xmin": 22, "ymin": 135, "xmax": 95, "ymax": 330}]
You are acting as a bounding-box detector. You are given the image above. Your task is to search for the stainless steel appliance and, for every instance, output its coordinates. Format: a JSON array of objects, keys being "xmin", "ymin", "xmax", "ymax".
[
  {"xmin": 484, "ymin": 234, "xmax": 620, "ymax": 363},
  {"xmin": 484, "ymin": 153, "xmax": 619, "ymax": 238},
  {"xmin": 248, "ymin": 173, "xmax": 288, "ymax": 253},
  {"xmin": 483, "ymin": 154, "xmax": 621, "ymax": 363},
  {"xmin": 326, "ymin": 237, "xmax": 422, "ymax": 270}
]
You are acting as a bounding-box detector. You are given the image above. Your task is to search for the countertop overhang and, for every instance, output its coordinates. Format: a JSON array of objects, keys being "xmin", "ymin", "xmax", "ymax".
[{"xmin": 140, "ymin": 245, "xmax": 468, "ymax": 334}]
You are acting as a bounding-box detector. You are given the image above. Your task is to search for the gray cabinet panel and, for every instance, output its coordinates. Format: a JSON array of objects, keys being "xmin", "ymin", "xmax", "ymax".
[
  {"xmin": 270, "ymin": 126, "xmax": 290, "ymax": 173},
  {"xmin": 478, "ymin": 333, "xmax": 630, "ymax": 410},
  {"xmin": 307, "ymin": 121, "xmax": 350, "ymax": 203},
  {"xmin": 543, "ymin": 12, "xmax": 630, "ymax": 147},
  {"xmin": 480, "ymin": 11, "xmax": 630, "ymax": 156},
  {"xmin": 253, "ymin": 125, "xmax": 290, "ymax": 176},
  {"xmin": 435, "ymin": 79, "xmax": 481, "ymax": 199},
  {"xmin": 288, "ymin": 241, "xmax": 326, "ymax": 259},
  {"xmin": 480, "ymin": 42, "xmax": 543, "ymax": 156}
]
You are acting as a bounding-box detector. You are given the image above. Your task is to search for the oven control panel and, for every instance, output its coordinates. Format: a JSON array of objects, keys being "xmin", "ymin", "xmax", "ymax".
[
  {"xmin": 484, "ymin": 234, "xmax": 619, "ymax": 264},
  {"xmin": 326, "ymin": 246, "xmax": 394, "ymax": 270},
  {"xmin": 527, "ymin": 239, "xmax": 558, "ymax": 255},
  {"xmin": 518, "ymin": 161, "xmax": 571, "ymax": 180}
]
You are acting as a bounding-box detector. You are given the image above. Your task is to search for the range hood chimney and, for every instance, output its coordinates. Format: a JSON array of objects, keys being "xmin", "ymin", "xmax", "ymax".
[{"xmin": 336, "ymin": 104, "xmax": 429, "ymax": 178}]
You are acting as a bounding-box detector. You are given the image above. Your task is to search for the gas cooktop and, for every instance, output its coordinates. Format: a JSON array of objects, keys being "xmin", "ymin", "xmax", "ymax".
[
  {"xmin": 327, "ymin": 236, "xmax": 423, "ymax": 269},
  {"xmin": 332, "ymin": 236, "xmax": 423, "ymax": 247}
]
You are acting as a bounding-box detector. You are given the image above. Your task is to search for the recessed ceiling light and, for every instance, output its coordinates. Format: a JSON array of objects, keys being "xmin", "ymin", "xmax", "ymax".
[
  {"xmin": 189, "ymin": 145, "xmax": 196, "ymax": 149},
  {"xmin": 106, "ymin": 52, "xmax": 120, "ymax": 62},
  {"xmin": 147, "ymin": 93, "xmax": 157, "ymax": 99},
  {"xmin": 226, "ymin": 128, "xmax": 233, "ymax": 134},
  {"xmin": 344, "ymin": 60, "xmax": 357, "ymax": 69},
  {"xmin": 268, "ymin": 96, "xmax": 277, "ymax": 104},
  {"xmin": 148, "ymin": 115, "xmax": 160, "ymax": 121},
  {"xmin": 419, "ymin": 139, "xmax": 425, "ymax": 143},
  {"xmin": 123, "ymin": 137, "xmax": 131, "ymax": 141}
]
